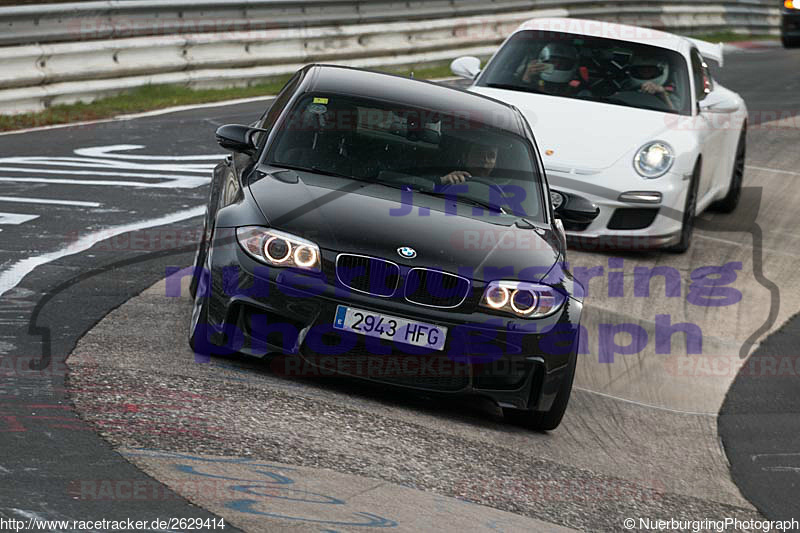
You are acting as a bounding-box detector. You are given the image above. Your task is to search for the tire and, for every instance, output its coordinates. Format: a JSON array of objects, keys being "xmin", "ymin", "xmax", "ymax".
[
  {"xmin": 711, "ymin": 127, "xmax": 746, "ymax": 213},
  {"xmin": 503, "ymin": 356, "xmax": 576, "ymax": 432},
  {"xmin": 189, "ymin": 216, "xmax": 210, "ymax": 298},
  {"xmin": 188, "ymin": 264, "xmax": 214, "ymax": 358},
  {"xmin": 188, "ymin": 227, "xmax": 218, "ymax": 358},
  {"xmin": 667, "ymin": 161, "xmax": 701, "ymax": 254}
]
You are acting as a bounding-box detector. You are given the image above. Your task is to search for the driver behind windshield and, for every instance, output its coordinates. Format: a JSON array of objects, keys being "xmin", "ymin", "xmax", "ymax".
[
  {"xmin": 440, "ymin": 142, "xmax": 499, "ymax": 185},
  {"xmin": 622, "ymin": 53, "xmax": 680, "ymax": 110}
]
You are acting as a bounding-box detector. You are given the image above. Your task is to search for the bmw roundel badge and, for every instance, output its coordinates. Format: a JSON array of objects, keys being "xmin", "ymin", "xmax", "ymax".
[{"xmin": 397, "ymin": 246, "xmax": 417, "ymax": 259}]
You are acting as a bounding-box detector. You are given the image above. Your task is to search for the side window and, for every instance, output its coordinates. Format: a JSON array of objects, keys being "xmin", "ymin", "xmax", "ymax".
[
  {"xmin": 252, "ymin": 72, "xmax": 302, "ymax": 146},
  {"xmin": 690, "ymin": 49, "xmax": 712, "ymax": 101}
]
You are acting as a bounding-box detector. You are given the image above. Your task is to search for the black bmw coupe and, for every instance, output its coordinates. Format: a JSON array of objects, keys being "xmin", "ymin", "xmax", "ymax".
[{"xmin": 188, "ymin": 65, "xmax": 596, "ymax": 430}]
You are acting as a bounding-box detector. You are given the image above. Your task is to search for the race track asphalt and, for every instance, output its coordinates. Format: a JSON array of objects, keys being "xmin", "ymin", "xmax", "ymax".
[{"xmin": 0, "ymin": 44, "xmax": 799, "ymax": 531}]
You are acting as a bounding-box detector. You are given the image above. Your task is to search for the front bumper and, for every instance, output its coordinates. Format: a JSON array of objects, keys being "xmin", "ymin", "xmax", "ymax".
[
  {"xmin": 199, "ymin": 228, "xmax": 583, "ymax": 411},
  {"xmin": 549, "ymin": 169, "xmax": 687, "ymax": 250}
]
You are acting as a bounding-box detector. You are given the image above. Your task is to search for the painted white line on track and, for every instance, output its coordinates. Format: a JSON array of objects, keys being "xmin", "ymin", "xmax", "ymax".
[
  {"xmin": 0, "ymin": 157, "xmax": 216, "ymax": 173},
  {"xmin": 695, "ymin": 232, "xmax": 800, "ymax": 259},
  {"xmin": 573, "ymin": 387, "xmax": 716, "ymax": 417},
  {"xmin": 74, "ymin": 145, "xmax": 226, "ymax": 161},
  {"xmin": 0, "ymin": 196, "xmax": 101, "ymax": 207},
  {"xmin": 0, "ymin": 213, "xmax": 39, "ymax": 225},
  {"xmin": 746, "ymin": 165, "xmax": 800, "ymax": 177},
  {"xmin": 0, "ymin": 166, "xmax": 213, "ymax": 181},
  {"xmin": 0, "ymin": 205, "xmax": 205, "ymax": 298},
  {"xmin": 0, "ymin": 176, "xmax": 208, "ymax": 188}
]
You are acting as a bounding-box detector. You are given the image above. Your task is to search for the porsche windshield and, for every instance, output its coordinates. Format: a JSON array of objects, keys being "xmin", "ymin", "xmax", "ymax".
[
  {"xmin": 477, "ymin": 31, "xmax": 692, "ymax": 115},
  {"xmin": 266, "ymin": 94, "xmax": 545, "ymax": 222}
]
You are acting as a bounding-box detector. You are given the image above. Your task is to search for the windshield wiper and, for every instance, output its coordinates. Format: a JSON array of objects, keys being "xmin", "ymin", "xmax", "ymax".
[
  {"xmin": 485, "ymin": 82, "xmax": 546, "ymax": 96},
  {"xmin": 416, "ymin": 189, "xmax": 506, "ymax": 214},
  {"xmin": 271, "ymin": 162, "xmax": 356, "ymax": 181},
  {"xmin": 272, "ymin": 163, "xmax": 422, "ymax": 192}
]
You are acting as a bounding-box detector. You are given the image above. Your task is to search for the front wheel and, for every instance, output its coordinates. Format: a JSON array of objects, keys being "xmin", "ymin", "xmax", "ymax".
[
  {"xmin": 711, "ymin": 127, "xmax": 746, "ymax": 213},
  {"xmin": 667, "ymin": 161, "xmax": 700, "ymax": 254},
  {"xmin": 188, "ymin": 266, "xmax": 214, "ymax": 358},
  {"xmin": 503, "ymin": 356, "xmax": 576, "ymax": 431}
]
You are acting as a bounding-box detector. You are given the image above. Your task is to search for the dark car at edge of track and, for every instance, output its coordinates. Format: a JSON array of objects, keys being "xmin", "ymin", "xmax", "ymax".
[
  {"xmin": 783, "ymin": 0, "xmax": 800, "ymax": 47},
  {"xmin": 187, "ymin": 64, "xmax": 597, "ymax": 430}
]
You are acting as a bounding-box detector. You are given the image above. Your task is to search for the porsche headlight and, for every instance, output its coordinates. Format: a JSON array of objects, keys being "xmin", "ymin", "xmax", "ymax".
[
  {"xmin": 480, "ymin": 281, "xmax": 566, "ymax": 318},
  {"xmin": 236, "ymin": 227, "xmax": 321, "ymax": 272},
  {"xmin": 633, "ymin": 141, "xmax": 674, "ymax": 179}
]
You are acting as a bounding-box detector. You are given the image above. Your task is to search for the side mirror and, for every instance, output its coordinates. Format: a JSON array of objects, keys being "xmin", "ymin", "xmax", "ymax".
[
  {"xmin": 554, "ymin": 195, "xmax": 600, "ymax": 224},
  {"xmin": 450, "ymin": 56, "xmax": 482, "ymax": 80},
  {"xmin": 215, "ymin": 124, "xmax": 267, "ymax": 155},
  {"xmin": 698, "ymin": 92, "xmax": 739, "ymax": 114}
]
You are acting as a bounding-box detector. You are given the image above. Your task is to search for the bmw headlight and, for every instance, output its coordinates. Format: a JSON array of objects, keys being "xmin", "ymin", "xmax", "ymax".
[
  {"xmin": 633, "ymin": 141, "xmax": 674, "ymax": 179},
  {"xmin": 236, "ymin": 227, "xmax": 321, "ymax": 272},
  {"xmin": 480, "ymin": 281, "xmax": 566, "ymax": 318}
]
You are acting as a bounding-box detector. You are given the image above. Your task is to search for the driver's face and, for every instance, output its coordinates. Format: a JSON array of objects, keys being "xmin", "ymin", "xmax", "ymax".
[{"xmin": 466, "ymin": 145, "xmax": 498, "ymax": 174}]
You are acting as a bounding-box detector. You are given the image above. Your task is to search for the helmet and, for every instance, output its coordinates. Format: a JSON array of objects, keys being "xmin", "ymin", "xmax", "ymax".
[
  {"xmin": 538, "ymin": 43, "xmax": 578, "ymax": 84},
  {"xmin": 628, "ymin": 55, "xmax": 669, "ymax": 88}
]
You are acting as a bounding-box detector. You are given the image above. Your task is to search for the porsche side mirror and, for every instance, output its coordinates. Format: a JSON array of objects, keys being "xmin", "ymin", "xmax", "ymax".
[
  {"xmin": 215, "ymin": 124, "xmax": 267, "ymax": 155},
  {"xmin": 450, "ymin": 56, "xmax": 482, "ymax": 80},
  {"xmin": 698, "ymin": 92, "xmax": 739, "ymax": 114},
  {"xmin": 555, "ymin": 195, "xmax": 600, "ymax": 224}
]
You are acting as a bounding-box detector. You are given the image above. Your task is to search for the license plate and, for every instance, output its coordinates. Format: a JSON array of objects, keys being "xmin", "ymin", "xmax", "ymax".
[{"xmin": 333, "ymin": 305, "xmax": 447, "ymax": 351}]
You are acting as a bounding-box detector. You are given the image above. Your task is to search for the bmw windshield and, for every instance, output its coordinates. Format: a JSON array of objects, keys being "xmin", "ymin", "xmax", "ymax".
[
  {"xmin": 477, "ymin": 30, "xmax": 692, "ymax": 115},
  {"xmin": 265, "ymin": 93, "xmax": 546, "ymax": 222}
]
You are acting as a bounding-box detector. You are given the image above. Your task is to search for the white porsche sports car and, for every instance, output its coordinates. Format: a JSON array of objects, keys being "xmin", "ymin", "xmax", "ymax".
[{"xmin": 451, "ymin": 18, "xmax": 747, "ymax": 252}]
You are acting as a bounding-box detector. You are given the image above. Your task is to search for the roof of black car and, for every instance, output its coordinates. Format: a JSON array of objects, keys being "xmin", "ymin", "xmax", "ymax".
[{"xmin": 301, "ymin": 64, "xmax": 524, "ymax": 134}]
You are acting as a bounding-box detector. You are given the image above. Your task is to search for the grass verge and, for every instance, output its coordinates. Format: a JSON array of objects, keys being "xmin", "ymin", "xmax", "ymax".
[{"xmin": 0, "ymin": 64, "xmax": 456, "ymax": 132}]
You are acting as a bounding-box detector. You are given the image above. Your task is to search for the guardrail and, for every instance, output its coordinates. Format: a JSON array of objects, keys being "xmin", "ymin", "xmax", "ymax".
[{"xmin": 0, "ymin": 0, "xmax": 781, "ymax": 115}]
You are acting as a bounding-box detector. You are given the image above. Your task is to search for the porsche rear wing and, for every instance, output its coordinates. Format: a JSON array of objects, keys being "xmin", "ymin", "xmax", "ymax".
[{"xmin": 687, "ymin": 38, "xmax": 725, "ymax": 67}]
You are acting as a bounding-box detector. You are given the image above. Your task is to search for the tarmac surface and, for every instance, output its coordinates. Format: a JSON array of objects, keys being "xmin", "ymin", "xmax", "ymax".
[{"xmin": 0, "ymin": 43, "xmax": 799, "ymax": 531}]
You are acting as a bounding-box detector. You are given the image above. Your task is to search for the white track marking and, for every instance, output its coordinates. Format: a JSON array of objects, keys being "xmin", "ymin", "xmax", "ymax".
[
  {"xmin": 11, "ymin": 509, "xmax": 66, "ymax": 533},
  {"xmin": 0, "ymin": 145, "xmax": 217, "ymax": 190},
  {"xmin": 0, "ymin": 176, "xmax": 208, "ymax": 188},
  {"xmin": 0, "ymin": 206, "xmax": 205, "ymax": 298},
  {"xmin": 573, "ymin": 387, "xmax": 716, "ymax": 417},
  {"xmin": 0, "ymin": 156, "xmax": 216, "ymax": 173},
  {"xmin": 745, "ymin": 165, "xmax": 800, "ymax": 177},
  {"xmin": 0, "ymin": 166, "xmax": 212, "ymax": 181},
  {"xmin": 74, "ymin": 145, "xmax": 226, "ymax": 161},
  {"xmin": 0, "ymin": 213, "xmax": 39, "ymax": 225},
  {"xmin": 0, "ymin": 196, "xmax": 100, "ymax": 207}
]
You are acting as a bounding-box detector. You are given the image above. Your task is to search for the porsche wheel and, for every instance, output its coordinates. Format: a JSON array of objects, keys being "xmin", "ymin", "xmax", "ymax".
[
  {"xmin": 711, "ymin": 127, "xmax": 746, "ymax": 214},
  {"xmin": 667, "ymin": 161, "xmax": 700, "ymax": 254}
]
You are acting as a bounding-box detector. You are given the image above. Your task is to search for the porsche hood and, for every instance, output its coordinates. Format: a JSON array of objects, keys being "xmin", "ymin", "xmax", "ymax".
[{"xmin": 470, "ymin": 86, "xmax": 674, "ymax": 171}]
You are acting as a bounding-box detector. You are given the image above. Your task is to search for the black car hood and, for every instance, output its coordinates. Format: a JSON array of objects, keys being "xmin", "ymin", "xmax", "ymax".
[{"xmin": 247, "ymin": 169, "xmax": 560, "ymax": 283}]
